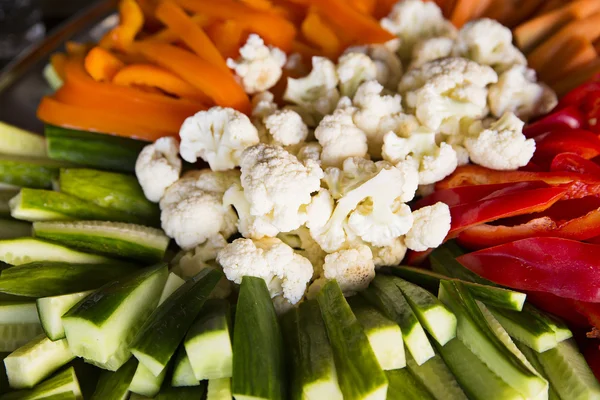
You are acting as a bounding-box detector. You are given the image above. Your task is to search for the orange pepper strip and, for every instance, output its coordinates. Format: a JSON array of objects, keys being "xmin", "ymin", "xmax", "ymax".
[
  {"xmin": 112, "ymin": 64, "xmax": 212, "ymax": 104},
  {"xmin": 205, "ymin": 21, "xmax": 246, "ymax": 60},
  {"xmin": 100, "ymin": 0, "xmax": 144, "ymax": 51},
  {"xmin": 37, "ymin": 97, "xmax": 171, "ymax": 141},
  {"xmin": 154, "ymin": 2, "xmax": 229, "ymax": 72},
  {"xmin": 143, "ymin": 14, "xmax": 209, "ymax": 43},
  {"xmin": 301, "ymin": 10, "xmax": 341, "ymax": 58},
  {"xmin": 349, "ymin": 0, "xmax": 377, "ymax": 15},
  {"xmin": 292, "ymin": 40, "xmax": 324, "ymax": 59},
  {"xmin": 174, "ymin": 0, "xmax": 296, "ymax": 52},
  {"xmin": 240, "ymin": 0, "xmax": 274, "ymax": 11},
  {"xmin": 84, "ymin": 47, "xmax": 125, "ymax": 82},
  {"xmin": 306, "ymin": 0, "xmax": 395, "ymax": 44},
  {"xmin": 136, "ymin": 42, "xmax": 251, "ymax": 113},
  {"xmin": 49, "ymin": 53, "xmax": 67, "ymax": 81},
  {"xmin": 65, "ymin": 41, "xmax": 92, "ymax": 56}
]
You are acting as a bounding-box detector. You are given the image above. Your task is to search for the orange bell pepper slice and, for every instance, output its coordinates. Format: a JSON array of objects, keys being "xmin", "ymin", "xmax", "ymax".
[
  {"xmin": 301, "ymin": 9, "xmax": 341, "ymax": 58},
  {"xmin": 84, "ymin": 47, "xmax": 125, "ymax": 81},
  {"xmin": 205, "ymin": 21, "xmax": 246, "ymax": 60},
  {"xmin": 65, "ymin": 41, "xmax": 93, "ymax": 56},
  {"xmin": 143, "ymin": 14, "xmax": 210, "ymax": 43},
  {"xmin": 49, "ymin": 53, "xmax": 67, "ymax": 81},
  {"xmin": 100, "ymin": 0, "xmax": 144, "ymax": 51},
  {"xmin": 349, "ymin": 0, "xmax": 377, "ymax": 15}
]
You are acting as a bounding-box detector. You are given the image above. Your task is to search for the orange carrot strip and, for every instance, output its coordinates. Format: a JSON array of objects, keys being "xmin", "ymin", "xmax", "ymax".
[
  {"xmin": 481, "ymin": 0, "xmax": 514, "ymax": 23},
  {"xmin": 470, "ymin": 0, "xmax": 494, "ymax": 19},
  {"xmin": 84, "ymin": 47, "xmax": 125, "ymax": 82},
  {"xmin": 552, "ymin": 58, "xmax": 600, "ymax": 96},
  {"xmin": 113, "ymin": 64, "xmax": 212, "ymax": 103},
  {"xmin": 154, "ymin": 2, "xmax": 228, "ymax": 72},
  {"xmin": 292, "ymin": 40, "xmax": 324, "ymax": 59},
  {"xmin": 49, "ymin": 53, "xmax": 67, "ymax": 81},
  {"xmin": 174, "ymin": 0, "xmax": 296, "ymax": 52},
  {"xmin": 540, "ymin": 36, "xmax": 597, "ymax": 83},
  {"xmin": 205, "ymin": 21, "xmax": 246, "ymax": 60},
  {"xmin": 349, "ymin": 0, "xmax": 377, "ymax": 15},
  {"xmin": 136, "ymin": 42, "xmax": 251, "ymax": 113},
  {"xmin": 595, "ymin": 38, "xmax": 600, "ymax": 54},
  {"xmin": 441, "ymin": 0, "xmax": 457, "ymax": 18},
  {"xmin": 450, "ymin": 0, "xmax": 479, "ymax": 28},
  {"xmin": 535, "ymin": 0, "xmax": 569, "ymax": 15},
  {"xmin": 240, "ymin": 0, "xmax": 274, "ymax": 10},
  {"xmin": 503, "ymin": 0, "xmax": 545, "ymax": 28},
  {"xmin": 143, "ymin": 14, "xmax": 209, "ymax": 43},
  {"xmin": 301, "ymin": 10, "xmax": 341, "ymax": 58},
  {"xmin": 100, "ymin": 0, "xmax": 144, "ymax": 51},
  {"xmin": 306, "ymin": 0, "xmax": 395, "ymax": 44}
]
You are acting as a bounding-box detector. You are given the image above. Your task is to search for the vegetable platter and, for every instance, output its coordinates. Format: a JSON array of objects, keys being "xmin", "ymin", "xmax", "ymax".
[{"xmin": 1, "ymin": 0, "xmax": 600, "ymax": 399}]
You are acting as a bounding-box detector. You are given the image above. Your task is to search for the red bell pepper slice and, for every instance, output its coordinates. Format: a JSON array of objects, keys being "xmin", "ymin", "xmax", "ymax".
[
  {"xmin": 457, "ymin": 237, "xmax": 600, "ymax": 302},
  {"xmin": 581, "ymin": 91, "xmax": 600, "ymax": 134},
  {"xmin": 533, "ymin": 129, "xmax": 600, "ymax": 168},
  {"xmin": 525, "ymin": 291, "xmax": 588, "ymax": 327},
  {"xmin": 551, "ymin": 153, "xmax": 600, "ymax": 177},
  {"xmin": 523, "ymin": 105, "xmax": 584, "ymax": 138},
  {"xmin": 584, "ymin": 346, "xmax": 600, "ymax": 382},
  {"xmin": 556, "ymin": 80, "xmax": 600, "ymax": 111},
  {"xmin": 574, "ymin": 301, "xmax": 600, "ymax": 332}
]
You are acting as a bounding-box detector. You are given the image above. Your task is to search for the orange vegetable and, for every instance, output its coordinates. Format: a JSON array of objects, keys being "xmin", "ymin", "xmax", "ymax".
[
  {"xmin": 49, "ymin": 53, "xmax": 67, "ymax": 81},
  {"xmin": 470, "ymin": 0, "xmax": 494, "ymax": 19},
  {"xmin": 540, "ymin": 36, "xmax": 597, "ymax": 83},
  {"xmin": 301, "ymin": 9, "xmax": 341, "ymax": 58},
  {"xmin": 154, "ymin": 2, "xmax": 228, "ymax": 72},
  {"xmin": 292, "ymin": 40, "xmax": 324, "ymax": 59},
  {"xmin": 535, "ymin": 0, "xmax": 569, "ymax": 15},
  {"xmin": 205, "ymin": 21, "xmax": 246, "ymax": 60},
  {"xmin": 481, "ymin": 0, "xmax": 513, "ymax": 23},
  {"xmin": 65, "ymin": 41, "xmax": 92, "ymax": 56},
  {"xmin": 450, "ymin": 0, "xmax": 478, "ymax": 28},
  {"xmin": 595, "ymin": 38, "xmax": 600, "ymax": 55},
  {"xmin": 143, "ymin": 14, "xmax": 209, "ymax": 43},
  {"xmin": 136, "ymin": 42, "xmax": 251, "ymax": 113},
  {"xmin": 374, "ymin": 0, "xmax": 399, "ymax": 19},
  {"xmin": 553, "ymin": 59, "xmax": 600, "ymax": 96},
  {"xmin": 136, "ymin": 0, "xmax": 161, "ymax": 30},
  {"xmin": 84, "ymin": 47, "xmax": 125, "ymax": 82},
  {"xmin": 502, "ymin": 0, "xmax": 545, "ymax": 28},
  {"xmin": 239, "ymin": 0, "xmax": 274, "ymax": 10},
  {"xmin": 349, "ymin": 0, "xmax": 377, "ymax": 16},
  {"xmin": 112, "ymin": 64, "xmax": 212, "ymax": 103},
  {"xmin": 100, "ymin": 0, "xmax": 144, "ymax": 51}
]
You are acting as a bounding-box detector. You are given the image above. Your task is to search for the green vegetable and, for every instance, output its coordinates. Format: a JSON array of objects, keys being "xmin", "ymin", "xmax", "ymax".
[
  {"xmin": 43, "ymin": 64, "xmax": 63, "ymax": 91},
  {"xmin": 0, "ymin": 156, "xmax": 65, "ymax": 189},
  {"xmin": 171, "ymin": 347, "xmax": 198, "ymax": 388},
  {"xmin": 1, "ymin": 366, "xmax": 82, "ymax": 400},
  {"xmin": 385, "ymin": 368, "xmax": 434, "ymax": 400},
  {"xmin": 0, "ymin": 219, "xmax": 31, "ymax": 240},
  {"xmin": 154, "ymin": 383, "xmax": 206, "ymax": 400},
  {"xmin": 490, "ymin": 306, "xmax": 558, "ymax": 353},
  {"xmin": 90, "ymin": 357, "xmax": 137, "ymax": 400},
  {"xmin": 207, "ymin": 378, "xmax": 232, "ymax": 400},
  {"xmin": 0, "ymin": 190, "xmax": 20, "ymax": 217},
  {"xmin": 129, "ymin": 363, "xmax": 166, "ymax": 398},
  {"xmin": 36, "ymin": 291, "xmax": 93, "ymax": 341},
  {"xmin": 0, "ymin": 324, "xmax": 44, "ymax": 353},
  {"xmin": 406, "ymin": 351, "xmax": 467, "ymax": 400},
  {"xmin": 0, "ymin": 238, "xmax": 117, "ymax": 266},
  {"xmin": 0, "ymin": 122, "xmax": 47, "ymax": 158}
]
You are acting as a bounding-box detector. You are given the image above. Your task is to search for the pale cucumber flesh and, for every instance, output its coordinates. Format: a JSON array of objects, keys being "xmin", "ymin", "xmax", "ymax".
[
  {"xmin": 0, "ymin": 238, "xmax": 113, "ymax": 266},
  {"xmin": 1, "ymin": 366, "xmax": 82, "ymax": 400},
  {"xmin": 0, "ymin": 122, "xmax": 47, "ymax": 158},
  {"xmin": 129, "ymin": 362, "xmax": 166, "ymax": 397},
  {"xmin": 171, "ymin": 347, "xmax": 199, "ymax": 387},
  {"xmin": 0, "ymin": 323, "xmax": 44, "ymax": 352},
  {"xmin": 406, "ymin": 351, "xmax": 467, "ymax": 400},
  {"xmin": 207, "ymin": 378, "xmax": 232, "ymax": 400},
  {"xmin": 36, "ymin": 291, "xmax": 93, "ymax": 341},
  {"xmin": 490, "ymin": 306, "xmax": 558, "ymax": 353},
  {"xmin": 90, "ymin": 357, "xmax": 137, "ymax": 400},
  {"xmin": 158, "ymin": 273, "xmax": 185, "ymax": 306}
]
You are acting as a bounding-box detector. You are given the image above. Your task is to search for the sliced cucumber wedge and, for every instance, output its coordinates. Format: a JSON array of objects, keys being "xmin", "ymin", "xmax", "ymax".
[
  {"xmin": 207, "ymin": 378, "xmax": 232, "ymax": 400},
  {"xmin": 523, "ymin": 304, "xmax": 572, "ymax": 343},
  {"xmin": 62, "ymin": 263, "xmax": 168, "ymax": 371},
  {"xmin": 36, "ymin": 291, "xmax": 93, "ymax": 341},
  {"xmin": 406, "ymin": 350, "xmax": 467, "ymax": 400},
  {"xmin": 489, "ymin": 306, "xmax": 558, "ymax": 353},
  {"xmin": 0, "ymin": 238, "xmax": 115, "ymax": 266},
  {"xmin": 1, "ymin": 366, "xmax": 82, "ymax": 400},
  {"xmin": 385, "ymin": 368, "xmax": 434, "ymax": 400},
  {"xmin": 516, "ymin": 342, "xmax": 560, "ymax": 400},
  {"xmin": 0, "ymin": 323, "xmax": 44, "ymax": 352},
  {"xmin": 33, "ymin": 221, "xmax": 169, "ymax": 263},
  {"xmin": 129, "ymin": 362, "xmax": 166, "ymax": 398},
  {"xmin": 154, "ymin": 383, "xmax": 206, "ymax": 399},
  {"xmin": 171, "ymin": 346, "xmax": 199, "ymax": 387},
  {"xmin": 158, "ymin": 273, "xmax": 185, "ymax": 305},
  {"xmin": 430, "ymin": 244, "xmax": 496, "ymax": 286},
  {"xmin": 0, "ymin": 219, "xmax": 31, "ymax": 240},
  {"xmin": 0, "ymin": 122, "xmax": 47, "ymax": 158},
  {"xmin": 0, "ymin": 156, "xmax": 65, "ymax": 189},
  {"xmin": 0, "ymin": 301, "xmax": 39, "ymax": 324},
  {"xmin": 4, "ymin": 334, "xmax": 75, "ymax": 389},
  {"xmin": 0, "ymin": 190, "xmax": 20, "ymax": 217},
  {"xmin": 90, "ymin": 357, "xmax": 137, "ymax": 400}
]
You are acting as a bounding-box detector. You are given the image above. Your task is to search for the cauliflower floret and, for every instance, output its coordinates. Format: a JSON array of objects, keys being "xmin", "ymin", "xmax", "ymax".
[
  {"xmin": 264, "ymin": 109, "xmax": 309, "ymax": 146},
  {"xmin": 381, "ymin": 0, "xmax": 456, "ymax": 61},
  {"xmin": 382, "ymin": 128, "xmax": 458, "ymax": 185},
  {"xmin": 217, "ymin": 237, "xmax": 313, "ymax": 304},
  {"xmin": 452, "ymin": 19, "xmax": 526, "ymax": 73},
  {"xmin": 135, "ymin": 137, "xmax": 182, "ymax": 203},
  {"xmin": 251, "ymin": 91, "xmax": 278, "ymax": 120},
  {"xmin": 405, "ymin": 202, "xmax": 451, "ymax": 251},
  {"xmin": 488, "ymin": 65, "xmax": 558, "ymax": 121},
  {"xmin": 226, "ymin": 34, "xmax": 286, "ymax": 94},
  {"xmin": 295, "ymin": 142, "xmax": 322, "ymax": 165},
  {"xmin": 464, "ymin": 112, "xmax": 535, "ymax": 170},
  {"xmin": 278, "ymin": 226, "xmax": 326, "ymax": 277},
  {"xmin": 322, "ymin": 245, "xmax": 375, "ymax": 295},
  {"xmin": 410, "ymin": 37, "xmax": 454, "ymax": 69},
  {"xmin": 284, "ymin": 57, "xmax": 340, "ymax": 127},
  {"xmin": 370, "ymin": 237, "xmax": 407, "ymax": 267},
  {"xmin": 345, "ymin": 39, "xmax": 403, "ymax": 90},
  {"xmin": 223, "ymin": 182, "xmax": 279, "ymax": 239},
  {"xmin": 314, "ymin": 107, "xmax": 369, "ymax": 168},
  {"xmin": 336, "ymin": 52, "xmax": 378, "ymax": 98},
  {"xmin": 179, "ymin": 107, "xmax": 260, "ymax": 171}
]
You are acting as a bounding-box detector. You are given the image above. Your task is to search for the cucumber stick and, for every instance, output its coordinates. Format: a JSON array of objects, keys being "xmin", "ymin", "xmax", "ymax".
[
  {"xmin": 184, "ymin": 299, "xmax": 233, "ymax": 381},
  {"xmin": 62, "ymin": 263, "xmax": 168, "ymax": 371},
  {"xmin": 406, "ymin": 351, "xmax": 467, "ymax": 400},
  {"xmin": 158, "ymin": 273, "xmax": 185, "ymax": 305},
  {"xmin": 232, "ymin": 276, "xmax": 286, "ymax": 400},
  {"xmin": 362, "ymin": 275, "xmax": 434, "ymax": 365},
  {"xmin": 0, "ymin": 219, "xmax": 31, "ymax": 240},
  {"xmin": 516, "ymin": 342, "xmax": 560, "ymax": 400},
  {"xmin": 523, "ymin": 304, "xmax": 572, "ymax": 343},
  {"xmin": 4, "ymin": 334, "xmax": 75, "ymax": 389},
  {"xmin": 33, "ymin": 221, "xmax": 169, "ymax": 263},
  {"xmin": 0, "ymin": 262, "xmax": 138, "ymax": 297},
  {"xmin": 385, "ymin": 368, "xmax": 434, "ymax": 400},
  {"xmin": 0, "ymin": 190, "xmax": 20, "ymax": 217},
  {"xmin": 0, "ymin": 156, "xmax": 66, "ymax": 189},
  {"xmin": 90, "ymin": 357, "xmax": 137, "ymax": 400},
  {"xmin": 207, "ymin": 378, "xmax": 232, "ymax": 400},
  {"xmin": 0, "ymin": 122, "xmax": 47, "ymax": 158},
  {"xmin": 1, "ymin": 366, "xmax": 82, "ymax": 400},
  {"xmin": 0, "ymin": 302, "xmax": 43, "ymax": 351},
  {"xmin": 131, "ymin": 268, "xmax": 223, "ymax": 376},
  {"xmin": 348, "ymin": 296, "xmax": 405, "ymax": 370},
  {"xmin": 129, "ymin": 362, "xmax": 166, "ymax": 398},
  {"xmin": 316, "ymin": 280, "xmax": 387, "ymax": 400},
  {"xmin": 36, "ymin": 291, "xmax": 93, "ymax": 341},
  {"xmin": 393, "ymin": 277, "xmax": 456, "ymax": 346},
  {"xmin": 171, "ymin": 347, "xmax": 199, "ymax": 387},
  {"xmin": 430, "ymin": 244, "xmax": 496, "ymax": 286},
  {"xmin": 489, "ymin": 306, "xmax": 558, "ymax": 353},
  {"xmin": 155, "ymin": 384, "xmax": 206, "ymax": 399},
  {"xmin": 43, "ymin": 64, "xmax": 63, "ymax": 91},
  {"xmin": 0, "ymin": 238, "xmax": 116, "ymax": 266}
]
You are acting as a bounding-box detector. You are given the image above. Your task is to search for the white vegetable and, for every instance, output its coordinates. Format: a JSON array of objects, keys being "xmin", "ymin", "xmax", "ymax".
[
  {"xmin": 278, "ymin": 226, "xmax": 326, "ymax": 278},
  {"xmin": 179, "ymin": 107, "xmax": 259, "ymax": 171},
  {"xmin": 264, "ymin": 109, "xmax": 309, "ymax": 146},
  {"xmin": 464, "ymin": 112, "xmax": 535, "ymax": 170},
  {"xmin": 217, "ymin": 237, "xmax": 313, "ymax": 304},
  {"xmin": 405, "ymin": 202, "xmax": 451, "ymax": 251},
  {"xmin": 295, "ymin": 142, "xmax": 322, "ymax": 165},
  {"xmin": 135, "ymin": 137, "xmax": 182, "ymax": 203},
  {"xmin": 410, "ymin": 37, "xmax": 454, "ymax": 69},
  {"xmin": 223, "ymin": 182, "xmax": 279, "ymax": 239},
  {"xmin": 336, "ymin": 52, "xmax": 378, "ymax": 98},
  {"xmin": 345, "ymin": 39, "xmax": 403, "ymax": 91},
  {"xmin": 370, "ymin": 237, "xmax": 408, "ymax": 268},
  {"xmin": 226, "ymin": 34, "xmax": 286, "ymax": 94},
  {"xmin": 251, "ymin": 91, "xmax": 278, "ymax": 120},
  {"xmin": 322, "ymin": 245, "xmax": 375, "ymax": 295}
]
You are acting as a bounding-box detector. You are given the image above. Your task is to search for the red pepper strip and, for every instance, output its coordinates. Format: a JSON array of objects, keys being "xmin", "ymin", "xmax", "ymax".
[
  {"xmin": 525, "ymin": 291, "xmax": 588, "ymax": 327},
  {"xmin": 404, "ymin": 249, "xmax": 433, "ymax": 266},
  {"xmin": 573, "ymin": 301, "xmax": 600, "ymax": 331},
  {"xmin": 508, "ymin": 196, "xmax": 600, "ymax": 225},
  {"xmin": 523, "ymin": 105, "xmax": 584, "ymax": 138},
  {"xmin": 534, "ymin": 129, "xmax": 600, "ymax": 167},
  {"xmin": 584, "ymin": 346, "xmax": 600, "ymax": 382},
  {"xmin": 448, "ymin": 187, "xmax": 567, "ymax": 236},
  {"xmin": 551, "ymin": 153, "xmax": 600, "ymax": 177},
  {"xmin": 457, "ymin": 237, "xmax": 600, "ymax": 302},
  {"xmin": 582, "ymin": 90, "xmax": 600, "ymax": 133},
  {"xmin": 556, "ymin": 80, "xmax": 600, "ymax": 111}
]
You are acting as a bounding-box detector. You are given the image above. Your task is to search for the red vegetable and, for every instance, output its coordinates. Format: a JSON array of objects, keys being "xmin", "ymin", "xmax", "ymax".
[
  {"xmin": 556, "ymin": 79, "xmax": 600, "ymax": 111},
  {"xmin": 534, "ymin": 129, "xmax": 600, "ymax": 167},
  {"xmin": 574, "ymin": 301, "xmax": 600, "ymax": 331},
  {"xmin": 457, "ymin": 237, "xmax": 600, "ymax": 302},
  {"xmin": 581, "ymin": 90, "xmax": 600, "ymax": 133},
  {"xmin": 551, "ymin": 152, "xmax": 600, "ymax": 177},
  {"xmin": 584, "ymin": 345, "xmax": 600, "ymax": 381},
  {"xmin": 523, "ymin": 105, "xmax": 584, "ymax": 138},
  {"xmin": 525, "ymin": 291, "xmax": 588, "ymax": 327}
]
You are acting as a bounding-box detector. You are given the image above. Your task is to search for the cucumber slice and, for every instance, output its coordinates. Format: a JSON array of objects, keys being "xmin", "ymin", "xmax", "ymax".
[
  {"xmin": 129, "ymin": 394, "xmax": 152, "ymax": 400},
  {"xmin": 0, "ymin": 262, "xmax": 138, "ymax": 297},
  {"xmin": 489, "ymin": 306, "xmax": 558, "ymax": 353},
  {"xmin": 4, "ymin": 334, "xmax": 75, "ymax": 389},
  {"xmin": 1, "ymin": 366, "xmax": 82, "ymax": 400},
  {"xmin": 36, "ymin": 291, "xmax": 93, "ymax": 341},
  {"xmin": 348, "ymin": 296, "xmax": 405, "ymax": 370},
  {"xmin": 131, "ymin": 268, "xmax": 223, "ymax": 376},
  {"xmin": 384, "ymin": 266, "xmax": 442, "ymax": 294},
  {"xmin": 155, "ymin": 383, "xmax": 206, "ymax": 399},
  {"xmin": 207, "ymin": 378, "xmax": 232, "ymax": 400},
  {"xmin": 393, "ymin": 277, "xmax": 457, "ymax": 346},
  {"xmin": 90, "ymin": 357, "xmax": 137, "ymax": 400},
  {"xmin": 62, "ymin": 263, "xmax": 168, "ymax": 371},
  {"xmin": 171, "ymin": 347, "xmax": 198, "ymax": 387},
  {"xmin": 523, "ymin": 304, "xmax": 572, "ymax": 343},
  {"xmin": 158, "ymin": 273, "xmax": 185, "ymax": 305},
  {"xmin": 436, "ymin": 338, "xmax": 524, "ymax": 400},
  {"xmin": 0, "ymin": 156, "xmax": 65, "ymax": 189},
  {"xmin": 362, "ymin": 275, "xmax": 434, "ymax": 366},
  {"xmin": 430, "ymin": 244, "xmax": 496, "ymax": 286},
  {"xmin": 0, "ymin": 302, "xmax": 39, "ymax": 324},
  {"xmin": 0, "ymin": 190, "xmax": 20, "ymax": 217},
  {"xmin": 129, "ymin": 362, "xmax": 166, "ymax": 398},
  {"xmin": 0, "ymin": 219, "xmax": 31, "ymax": 240},
  {"xmin": 43, "ymin": 64, "xmax": 63, "ymax": 91},
  {"xmin": 45, "ymin": 125, "xmax": 146, "ymax": 174},
  {"xmin": 0, "ymin": 324, "xmax": 44, "ymax": 352},
  {"xmin": 232, "ymin": 276, "xmax": 286, "ymax": 400},
  {"xmin": 184, "ymin": 299, "xmax": 233, "ymax": 380},
  {"xmin": 385, "ymin": 368, "xmax": 434, "ymax": 400},
  {"xmin": 0, "ymin": 238, "xmax": 116, "ymax": 266},
  {"xmin": 10, "ymin": 189, "xmax": 144, "ymax": 224},
  {"xmin": 0, "ymin": 122, "xmax": 47, "ymax": 158},
  {"xmin": 59, "ymin": 168, "xmax": 159, "ymax": 223},
  {"xmin": 406, "ymin": 351, "xmax": 467, "ymax": 400},
  {"xmin": 438, "ymin": 280, "xmax": 548, "ymax": 399},
  {"xmin": 516, "ymin": 342, "xmax": 560, "ymax": 400},
  {"xmin": 316, "ymin": 280, "xmax": 387, "ymax": 400},
  {"xmin": 33, "ymin": 221, "xmax": 169, "ymax": 263}
]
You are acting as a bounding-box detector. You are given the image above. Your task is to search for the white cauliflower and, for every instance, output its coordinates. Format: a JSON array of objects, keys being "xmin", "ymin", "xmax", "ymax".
[
  {"xmin": 370, "ymin": 237, "xmax": 408, "ymax": 267},
  {"xmin": 405, "ymin": 202, "xmax": 451, "ymax": 251},
  {"xmin": 179, "ymin": 107, "xmax": 260, "ymax": 171},
  {"xmin": 381, "ymin": 0, "xmax": 456, "ymax": 61},
  {"xmin": 345, "ymin": 39, "xmax": 403, "ymax": 91},
  {"xmin": 452, "ymin": 19, "xmax": 526, "ymax": 73},
  {"xmin": 410, "ymin": 37, "xmax": 454, "ymax": 69},
  {"xmin": 251, "ymin": 91, "xmax": 278, "ymax": 120},
  {"xmin": 382, "ymin": 128, "xmax": 458, "ymax": 185},
  {"xmin": 226, "ymin": 34, "xmax": 286, "ymax": 94},
  {"xmin": 488, "ymin": 65, "xmax": 558, "ymax": 121},
  {"xmin": 264, "ymin": 109, "xmax": 309, "ymax": 146},
  {"xmin": 464, "ymin": 112, "xmax": 535, "ymax": 170},
  {"xmin": 336, "ymin": 52, "xmax": 378, "ymax": 98},
  {"xmin": 322, "ymin": 245, "xmax": 375, "ymax": 295},
  {"xmin": 135, "ymin": 137, "xmax": 182, "ymax": 203},
  {"xmin": 314, "ymin": 107, "xmax": 369, "ymax": 168},
  {"xmin": 295, "ymin": 142, "xmax": 322, "ymax": 165},
  {"xmin": 278, "ymin": 226, "xmax": 326, "ymax": 277},
  {"xmin": 217, "ymin": 237, "xmax": 313, "ymax": 304},
  {"xmin": 284, "ymin": 57, "xmax": 340, "ymax": 127},
  {"xmin": 223, "ymin": 182, "xmax": 279, "ymax": 239},
  {"xmin": 160, "ymin": 170, "xmax": 238, "ymax": 250}
]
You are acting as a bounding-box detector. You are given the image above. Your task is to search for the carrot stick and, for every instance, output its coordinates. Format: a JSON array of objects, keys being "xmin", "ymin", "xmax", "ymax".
[
  {"xmin": 205, "ymin": 21, "xmax": 246, "ymax": 60},
  {"xmin": 136, "ymin": 42, "xmax": 251, "ymax": 113},
  {"xmin": 154, "ymin": 2, "xmax": 229, "ymax": 72},
  {"xmin": 535, "ymin": 0, "xmax": 568, "ymax": 15},
  {"xmin": 112, "ymin": 64, "xmax": 212, "ymax": 103},
  {"xmin": 502, "ymin": 0, "xmax": 545, "ymax": 28},
  {"xmin": 349, "ymin": 0, "xmax": 377, "ymax": 16},
  {"xmin": 441, "ymin": 0, "xmax": 457, "ymax": 18},
  {"xmin": 552, "ymin": 58, "xmax": 600, "ymax": 96},
  {"xmin": 481, "ymin": 0, "xmax": 514, "ymax": 24},
  {"xmin": 292, "ymin": 40, "xmax": 324, "ymax": 59},
  {"xmin": 301, "ymin": 9, "xmax": 341, "ymax": 58},
  {"xmin": 135, "ymin": 0, "xmax": 161, "ymax": 30},
  {"xmin": 84, "ymin": 47, "xmax": 125, "ymax": 82},
  {"xmin": 143, "ymin": 14, "xmax": 209, "ymax": 43},
  {"xmin": 100, "ymin": 0, "xmax": 144, "ymax": 51},
  {"xmin": 239, "ymin": 0, "xmax": 274, "ymax": 10},
  {"xmin": 49, "ymin": 53, "xmax": 67, "ymax": 81},
  {"xmin": 470, "ymin": 0, "xmax": 494, "ymax": 19},
  {"xmin": 538, "ymin": 36, "xmax": 597, "ymax": 83},
  {"xmin": 450, "ymin": 0, "xmax": 479, "ymax": 28},
  {"xmin": 595, "ymin": 38, "xmax": 600, "ymax": 55}
]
